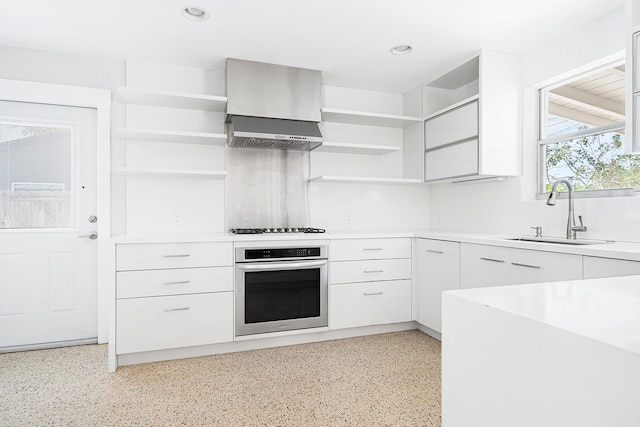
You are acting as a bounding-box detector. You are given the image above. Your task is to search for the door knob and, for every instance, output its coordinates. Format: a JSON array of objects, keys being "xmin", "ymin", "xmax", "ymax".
[
  {"xmin": 79, "ymin": 231, "xmax": 98, "ymax": 240},
  {"xmin": 88, "ymin": 215, "xmax": 98, "ymax": 223}
]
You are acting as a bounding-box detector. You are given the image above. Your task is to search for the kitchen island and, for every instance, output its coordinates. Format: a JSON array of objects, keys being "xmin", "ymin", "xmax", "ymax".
[{"xmin": 441, "ymin": 275, "xmax": 640, "ymax": 427}]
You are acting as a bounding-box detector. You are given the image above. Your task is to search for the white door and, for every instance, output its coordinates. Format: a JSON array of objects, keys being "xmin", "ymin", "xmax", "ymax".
[{"xmin": 0, "ymin": 100, "xmax": 98, "ymax": 351}]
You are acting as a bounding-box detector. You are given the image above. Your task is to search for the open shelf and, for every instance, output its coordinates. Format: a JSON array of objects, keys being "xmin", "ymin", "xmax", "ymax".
[
  {"xmin": 117, "ymin": 128, "xmax": 227, "ymax": 145},
  {"xmin": 309, "ymin": 176, "xmax": 424, "ymax": 185},
  {"xmin": 115, "ymin": 168, "xmax": 227, "ymax": 179},
  {"xmin": 117, "ymin": 87, "xmax": 227, "ymax": 111},
  {"xmin": 315, "ymin": 141, "xmax": 400, "ymax": 155},
  {"xmin": 321, "ymin": 108, "xmax": 421, "ymax": 128}
]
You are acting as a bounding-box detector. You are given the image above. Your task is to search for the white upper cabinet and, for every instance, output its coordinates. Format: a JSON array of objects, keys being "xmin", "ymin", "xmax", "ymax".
[
  {"xmin": 424, "ymin": 100, "xmax": 478, "ymax": 151},
  {"xmin": 422, "ymin": 50, "xmax": 521, "ymax": 182}
]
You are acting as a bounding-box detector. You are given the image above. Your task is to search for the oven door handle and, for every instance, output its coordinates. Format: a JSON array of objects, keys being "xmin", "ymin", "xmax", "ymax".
[{"xmin": 237, "ymin": 260, "xmax": 327, "ymax": 271}]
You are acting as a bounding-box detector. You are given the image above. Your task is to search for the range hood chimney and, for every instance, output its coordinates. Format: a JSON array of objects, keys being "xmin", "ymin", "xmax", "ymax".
[{"xmin": 225, "ymin": 58, "xmax": 323, "ymax": 151}]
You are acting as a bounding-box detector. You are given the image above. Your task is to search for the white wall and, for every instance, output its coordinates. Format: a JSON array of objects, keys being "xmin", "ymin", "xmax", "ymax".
[
  {"xmin": 310, "ymin": 182, "xmax": 430, "ymax": 231},
  {"xmin": 0, "ymin": 46, "xmax": 429, "ymax": 234},
  {"xmin": 429, "ymin": 6, "xmax": 640, "ymax": 242},
  {"xmin": 0, "ymin": 45, "xmax": 124, "ymax": 89}
]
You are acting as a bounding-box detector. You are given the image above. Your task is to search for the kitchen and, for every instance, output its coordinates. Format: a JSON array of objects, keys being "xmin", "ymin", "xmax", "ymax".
[{"xmin": 1, "ymin": 0, "xmax": 638, "ymax": 425}]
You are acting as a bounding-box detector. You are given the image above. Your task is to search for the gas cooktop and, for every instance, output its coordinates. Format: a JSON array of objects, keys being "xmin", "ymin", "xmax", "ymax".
[{"xmin": 230, "ymin": 227, "xmax": 326, "ymax": 235}]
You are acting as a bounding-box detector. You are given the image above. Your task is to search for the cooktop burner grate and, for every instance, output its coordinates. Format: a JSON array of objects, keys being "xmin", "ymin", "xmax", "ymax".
[{"xmin": 230, "ymin": 227, "xmax": 326, "ymax": 235}]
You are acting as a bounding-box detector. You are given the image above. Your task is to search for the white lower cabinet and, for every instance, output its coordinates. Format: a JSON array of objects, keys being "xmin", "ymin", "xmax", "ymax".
[
  {"xmin": 460, "ymin": 243, "xmax": 583, "ymax": 289},
  {"xmin": 330, "ymin": 259, "xmax": 411, "ymax": 284},
  {"xmin": 329, "ymin": 238, "xmax": 412, "ymax": 330},
  {"xmin": 509, "ymin": 247, "xmax": 583, "ymax": 285},
  {"xmin": 330, "ymin": 238, "xmax": 412, "ymax": 261},
  {"xmin": 116, "ymin": 266, "xmax": 233, "ymax": 298},
  {"xmin": 117, "ymin": 292, "xmax": 233, "ymax": 354},
  {"xmin": 115, "ymin": 242, "xmax": 234, "ymax": 355},
  {"xmin": 583, "ymin": 256, "xmax": 640, "ymax": 279},
  {"xmin": 415, "ymin": 239, "xmax": 460, "ymax": 333},
  {"xmin": 460, "ymin": 244, "xmax": 510, "ymax": 288},
  {"xmin": 330, "ymin": 280, "xmax": 412, "ymax": 329}
]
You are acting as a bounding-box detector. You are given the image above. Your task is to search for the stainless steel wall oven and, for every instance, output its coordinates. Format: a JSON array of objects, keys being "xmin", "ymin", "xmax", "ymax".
[{"xmin": 235, "ymin": 244, "xmax": 328, "ymax": 336}]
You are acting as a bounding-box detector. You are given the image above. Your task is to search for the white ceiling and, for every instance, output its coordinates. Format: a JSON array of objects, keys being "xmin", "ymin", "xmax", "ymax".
[{"xmin": 0, "ymin": 0, "xmax": 625, "ymax": 93}]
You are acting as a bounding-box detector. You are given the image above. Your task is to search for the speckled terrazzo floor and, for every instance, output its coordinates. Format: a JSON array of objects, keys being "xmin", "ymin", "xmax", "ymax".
[{"xmin": 0, "ymin": 330, "xmax": 441, "ymax": 426}]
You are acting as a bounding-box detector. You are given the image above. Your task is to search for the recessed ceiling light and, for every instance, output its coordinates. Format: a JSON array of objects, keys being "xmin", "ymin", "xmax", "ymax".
[
  {"xmin": 182, "ymin": 6, "xmax": 209, "ymax": 21},
  {"xmin": 391, "ymin": 45, "xmax": 413, "ymax": 55}
]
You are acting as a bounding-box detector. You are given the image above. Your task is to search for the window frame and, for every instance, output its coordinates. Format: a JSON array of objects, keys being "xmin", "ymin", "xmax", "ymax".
[{"xmin": 536, "ymin": 59, "xmax": 633, "ymax": 199}]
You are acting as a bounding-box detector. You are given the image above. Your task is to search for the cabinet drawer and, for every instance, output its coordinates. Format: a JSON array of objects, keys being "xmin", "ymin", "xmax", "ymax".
[
  {"xmin": 117, "ymin": 266, "xmax": 233, "ymax": 298},
  {"xmin": 461, "ymin": 243, "xmax": 584, "ymax": 289},
  {"xmin": 330, "ymin": 259, "xmax": 411, "ymax": 284},
  {"xmin": 116, "ymin": 292, "xmax": 233, "ymax": 354},
  {"xmin": 509, "ymin": 248, "xmax": 582, "ymax": 285},
  {"xmin": 583, "ymin": 256, "xmax": 640, "ymax": 279},
  {"xmin": 461, "ymin": 244, "xmax": 511, "ymax": 289},
  {"xmin": 330, "ymin": 280, "xmax": 412, "ymax": 329},
  {"xmin": 330, "ymin": 238, "xmax": 411, "ymax": 261},
  {"xmin": 425, "ymin": 139, "xmax": 478, "ymax": 182},
  {"xmin": 116, "ymin": 242, "xmax": 232, "ymax": 271},
  {"xmin": 424, "ymin": 100, "xmax": 478, "ymax": 150}
]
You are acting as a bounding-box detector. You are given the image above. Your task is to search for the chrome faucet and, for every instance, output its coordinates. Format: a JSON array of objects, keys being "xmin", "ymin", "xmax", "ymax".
[{"xmin": 546, "ymin": 179, "xmax": 587, "ymax": 239}]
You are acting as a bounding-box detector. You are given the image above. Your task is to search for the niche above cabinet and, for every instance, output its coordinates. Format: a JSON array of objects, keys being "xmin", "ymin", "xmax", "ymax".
[{"xmin": 310, "ymin": 85, "xmax": 424, "ymax": 185}]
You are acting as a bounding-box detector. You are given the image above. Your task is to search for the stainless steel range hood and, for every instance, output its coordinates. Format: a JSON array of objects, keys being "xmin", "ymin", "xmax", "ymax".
[{"xmin": 226, "ymin": 58, "xmax": 322, "ymax": 151}]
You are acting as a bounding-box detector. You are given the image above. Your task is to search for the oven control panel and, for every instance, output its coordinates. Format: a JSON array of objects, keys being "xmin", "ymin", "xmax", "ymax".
[{"xmin": 244, "ymin": 247, "xmax": 321, "ymax": 260}]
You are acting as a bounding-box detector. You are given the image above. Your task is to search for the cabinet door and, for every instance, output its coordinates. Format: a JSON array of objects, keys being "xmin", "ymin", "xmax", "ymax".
[
  {"xmin": 425, "ymin": 139, "xmax": 479, "ymax": 182},
  {"xmin": 508, "ymin": 248, "xmax": 582, "ymax": 285},
  {"xmin": 116, "ymin": 292, "xmax": 233, "ymax": 354},
  {"xmin": 460, "ymin": 244, "xmax": 510, "ymax": 288},
  {"xmin": 415, "ymin": 239, "xmax": 460, "ymax": 333},
  {"xmin": 330, "ymin": 280, "xmax": 412, "ymax": 329},
  {"xmin": 583, "ymin": 256, "xmax": 640, "ymax": 279},
  {"xmin": 424, "ymin": 100, "xmax": 478, "ymax": 150},
  {"xmin": 330, "ymin": 259, "xmax": 412, "ymax": 284}
]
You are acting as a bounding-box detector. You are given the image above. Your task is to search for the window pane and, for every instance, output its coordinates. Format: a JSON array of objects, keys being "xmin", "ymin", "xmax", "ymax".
[
  {"xmin": 543, "ymin": 65, "xmax": 625, "ymax": 139},
  {"xmin": 0, "ymin": 123, "xmax": 74, "ymax": 229},
  {"xmin": 544, "ymin": 131, "xmax": 640, "ymax": 191}
]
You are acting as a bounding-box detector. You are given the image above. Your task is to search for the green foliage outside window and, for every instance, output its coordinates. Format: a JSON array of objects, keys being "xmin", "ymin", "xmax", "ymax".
[{"xmin": 545, "ymin": 130, "xmax": 640, "ymax": 192}]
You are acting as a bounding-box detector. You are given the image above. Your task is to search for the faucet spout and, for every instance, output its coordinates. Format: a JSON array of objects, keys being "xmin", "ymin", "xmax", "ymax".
[{"xmin": 547, "ymin": 179, "xmax": 586, "ymax": 239}]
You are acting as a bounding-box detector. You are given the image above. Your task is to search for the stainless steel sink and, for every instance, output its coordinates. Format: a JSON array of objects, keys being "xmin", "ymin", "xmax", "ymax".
[{"xmin": 506, "ymin": 237, "xmax": 613, "ymax": 245}]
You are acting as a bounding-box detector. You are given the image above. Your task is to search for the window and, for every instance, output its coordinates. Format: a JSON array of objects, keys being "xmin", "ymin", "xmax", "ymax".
[
  {"xmin": 0, "ymin": 122, "xmax": 74, "ymax": 229},
  {"xmin": 538, "ymin": 60, "xmax": 639, "ymax": 195}
]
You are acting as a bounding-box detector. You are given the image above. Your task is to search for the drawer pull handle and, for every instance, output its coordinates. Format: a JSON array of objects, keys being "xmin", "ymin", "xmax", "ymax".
[
  {"xmin": 364, "ymin": 291, "xmax": 384, "ymax": 296},
  {"xmin": 163, "ymin": 307, "xmax": 190, "ymax": 312},
  {"xmin": 363, "ymin": 248, "xmax": 383, "ymax": 251},
  {"xmin": 511, "ymin": 262, "xmax": 541, "ymax": 269},
  {"xmin": 163, "ymin": 254, "xmax": 191, "ymax": 258},
  {"xmin": 426, "ymin": 249, "xmax": 444, "ymax": 254},
  {"xmin": 480, "ymin": 257, "xmax": 505, "ymax": 263},
  {"xmin": 164, "ymin": 280, "xmax": 191, "ymax": 285},
  {"xmin": 364, "ymin": 270, "xmax": 384, "ymax": 273}
]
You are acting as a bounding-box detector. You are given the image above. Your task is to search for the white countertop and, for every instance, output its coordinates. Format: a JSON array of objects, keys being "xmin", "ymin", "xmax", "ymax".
[
  {"xmin": 446, "ymin": 275, "xmax": 640, "ymax": 356},
  {"xmin": 111, "ymin": 228, "xmax": 640, "ymax": 261}
]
